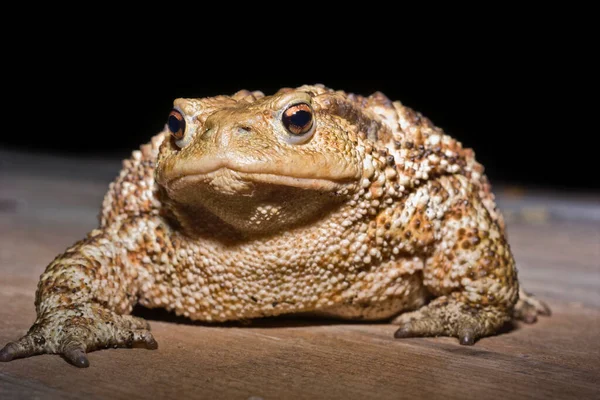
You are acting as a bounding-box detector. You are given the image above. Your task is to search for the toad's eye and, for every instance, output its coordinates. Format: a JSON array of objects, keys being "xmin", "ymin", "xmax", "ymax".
[
  {"xmin": 282, "ymin": 103, "xmax": 314, "ymax": 136},
  {"xmin": 168, "ymin": 110, "xmax": 186, "ymax": 141}
]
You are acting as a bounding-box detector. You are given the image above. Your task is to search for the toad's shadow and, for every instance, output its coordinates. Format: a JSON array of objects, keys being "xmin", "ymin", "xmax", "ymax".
[
  {"xmin": 132, "ymin": 304, "xmax": 519, "ymax": 334},
  {"xmin": 132, "ymin": 304, "xmax": 361, "ymax": 328}
]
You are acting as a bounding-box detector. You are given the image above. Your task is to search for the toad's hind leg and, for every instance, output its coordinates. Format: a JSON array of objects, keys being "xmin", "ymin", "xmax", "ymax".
[
  {"xmin": 513, "ymin": 288, "xmax": 551, "ymax": 323},
  {"xmin": 392, "ymin": 177, "xmax": 522, "ymax": 345}
]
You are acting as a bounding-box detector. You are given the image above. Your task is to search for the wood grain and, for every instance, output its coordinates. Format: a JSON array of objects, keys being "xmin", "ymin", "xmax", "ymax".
[{"xmin": 1, "ymin": 150, "xmax": 599, "ymax": 400}]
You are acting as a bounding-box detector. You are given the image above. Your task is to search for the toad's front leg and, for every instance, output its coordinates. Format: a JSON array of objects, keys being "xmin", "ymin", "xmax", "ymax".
[
  {"xmin": 0, "ymin": 217, "xmax": 162, "ymax": 367},
  {"xmin": 391, "ymin": 177, "xmax": 549, "ymax": 344}
]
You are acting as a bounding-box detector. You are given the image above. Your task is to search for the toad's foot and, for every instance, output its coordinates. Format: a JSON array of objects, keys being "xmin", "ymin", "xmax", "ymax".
[
  {"xmin": 0, "ymin": 304, "xmax": 157, "ymax": 368},
  {"xmin": 513, "ymin": 288, "xmax": 551, "ymax": 323},
  {"xmin": 391, "ymin": 296, "xmax": 510, "ymax": 345}
]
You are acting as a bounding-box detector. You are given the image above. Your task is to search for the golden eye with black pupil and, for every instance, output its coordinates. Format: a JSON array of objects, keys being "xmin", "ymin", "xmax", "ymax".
[
  {"xmin": 282, "ymin": 103, "xmax": 313, "ymax": 135},
  {"xmin": 168, "ymin": 109, "xmax": 186, "ymax": 140}
]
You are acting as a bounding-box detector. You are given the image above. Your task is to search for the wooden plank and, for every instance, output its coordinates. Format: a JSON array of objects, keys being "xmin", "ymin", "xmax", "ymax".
[{"xmin": 1, "ymin": 150, "xmax": 599, "ymax": 400}]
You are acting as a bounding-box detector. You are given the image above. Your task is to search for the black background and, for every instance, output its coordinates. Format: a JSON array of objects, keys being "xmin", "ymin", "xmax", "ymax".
[{"xmin": 1, "ymin": 37, "xmax": 594, "ymax": 191}]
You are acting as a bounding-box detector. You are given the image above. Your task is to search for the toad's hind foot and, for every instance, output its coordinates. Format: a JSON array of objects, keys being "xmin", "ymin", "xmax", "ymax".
[
  {"xmin": 0, "ymin": 305, "xmax": 158, "ymax": 368},
  {"xmin": 513, "ymin": 288, "xmax": 551, "ymax": 323},
  {"xmin": 391, "ymin": 296, "xmax": 511, "ymax": 345}
]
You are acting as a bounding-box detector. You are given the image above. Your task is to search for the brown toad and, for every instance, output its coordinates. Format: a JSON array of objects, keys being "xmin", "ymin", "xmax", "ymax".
[{"xmin": 0, "ymin": 84, "xmax": 550, "ymax": 367}]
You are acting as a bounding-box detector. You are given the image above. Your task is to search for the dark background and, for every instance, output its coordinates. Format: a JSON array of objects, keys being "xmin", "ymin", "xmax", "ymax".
[{"xmin": 1, "ymin": 44, "xmax": 593, "ymax": 191}]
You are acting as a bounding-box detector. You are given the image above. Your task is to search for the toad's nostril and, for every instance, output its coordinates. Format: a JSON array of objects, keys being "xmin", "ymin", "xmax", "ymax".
[{"xmin": 199, "ymin": 127, "xmax": 211, "ymax": 138}]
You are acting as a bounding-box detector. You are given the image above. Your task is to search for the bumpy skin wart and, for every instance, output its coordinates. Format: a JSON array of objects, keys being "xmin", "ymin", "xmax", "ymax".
[{"xmin": 1, "ymin": 85, "xmax": 550, "ymax": 367}]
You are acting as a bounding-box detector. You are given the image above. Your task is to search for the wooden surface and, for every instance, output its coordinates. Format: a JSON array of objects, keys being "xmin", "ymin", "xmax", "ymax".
[{"xmin": 1, "ymin": 150, "xmax": 599, "ymax": 400}]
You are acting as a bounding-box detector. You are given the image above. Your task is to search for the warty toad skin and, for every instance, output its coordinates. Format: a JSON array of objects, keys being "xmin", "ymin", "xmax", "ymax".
[{"xmin": 0, "ymin": 85, "xmax": 550, "ymax": 367}]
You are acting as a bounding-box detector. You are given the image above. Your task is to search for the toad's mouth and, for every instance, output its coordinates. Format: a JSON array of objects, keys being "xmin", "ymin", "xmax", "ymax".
[{"xmin": 167, "ymin": 167, "xmax": 352, "ymax": 195}]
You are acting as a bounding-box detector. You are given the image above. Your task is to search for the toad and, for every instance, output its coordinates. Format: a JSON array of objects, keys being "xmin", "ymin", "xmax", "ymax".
[{"xmin": 0, "ymin": 85, "xmax": 550, "ymax": 367}]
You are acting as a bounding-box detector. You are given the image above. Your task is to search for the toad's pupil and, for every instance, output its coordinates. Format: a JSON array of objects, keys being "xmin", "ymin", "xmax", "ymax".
[
  {"xmin": 289, "ymin": 110, "xmax": 311, "ymax": 128},
  {"xmin": 168, "ymin": 115, "xmax": 182, "ymax": 134}
]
